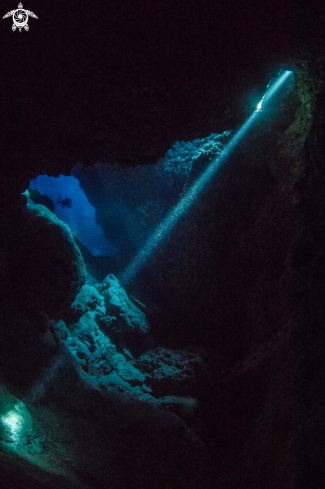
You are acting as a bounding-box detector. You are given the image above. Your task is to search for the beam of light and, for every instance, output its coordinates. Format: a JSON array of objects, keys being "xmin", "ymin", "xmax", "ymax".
[
  {"xmin": 24, "ymin": 352, "xmax": 66, "ymax": 405},
  {"xmin": 120, "ymin": 70, "xmax": 293, "ymax": 286},
  {"xmin": 256, "ymin": 70, "xmax": 293, "ymax": 112},
  {"xmin": 119, "ymin": 113, "xmax": 257, "ymax": 286},
  {"xmin": 255, "ymin": 97, "xmax": 264, "ymax": 112}
]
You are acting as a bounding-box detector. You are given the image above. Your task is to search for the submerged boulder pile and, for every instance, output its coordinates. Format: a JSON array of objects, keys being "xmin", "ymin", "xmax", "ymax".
[{"xmin": 51, "ymin": 275, "xmax": 205, "ymax": 423}]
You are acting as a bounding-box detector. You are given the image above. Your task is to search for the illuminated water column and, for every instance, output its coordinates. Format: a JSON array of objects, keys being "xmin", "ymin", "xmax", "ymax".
[
  {"xmin": 119, "ymin": 114, "xmax": 257, "ymax": 286},
  {"xmin": 120, "ymin": 71, "xmax": 293, "ymax": 286}
]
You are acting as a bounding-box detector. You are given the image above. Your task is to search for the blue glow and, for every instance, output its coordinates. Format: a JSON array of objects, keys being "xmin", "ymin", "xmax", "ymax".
[
  {"xmin": 120, "ymin": 70, "xmax": 293, "ymax": 286},
  {"xmin": 256, "ymin": 70, "xmax": 293, "ymax": 112},
  {"xmin": 29, "ymin": 175, "xmax": 116, "ymax": 257}
]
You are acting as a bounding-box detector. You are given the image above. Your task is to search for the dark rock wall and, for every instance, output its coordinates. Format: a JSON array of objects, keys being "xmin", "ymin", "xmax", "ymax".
[
  {"xmin": 150, "ymin": 74, "xmax": 299, "ymax": 348},
  {"xmin": 294, "ymin": 63, "xmax": 325, "ymax": 489},
  {"xmin": 0, "ymin": 0, "xmax": 315, "ymax": 175},
  {"xmin": 0, "ymin": 200, "xmax": 86, "ymax": 389},
  {"xmin": 200, "ymin": 63, "xmax": 325, "ymax": 488}
]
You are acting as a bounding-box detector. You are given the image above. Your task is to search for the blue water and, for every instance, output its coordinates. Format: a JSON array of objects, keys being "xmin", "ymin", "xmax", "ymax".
[{"xmin": 29, "ymin": 175, "xmax": 116, "ymax": 257}]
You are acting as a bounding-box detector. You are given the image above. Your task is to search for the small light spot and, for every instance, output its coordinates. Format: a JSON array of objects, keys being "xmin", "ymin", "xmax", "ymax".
[{"xmin": 1, "ymin": 407, "xmax": 24, "ymax": 444}]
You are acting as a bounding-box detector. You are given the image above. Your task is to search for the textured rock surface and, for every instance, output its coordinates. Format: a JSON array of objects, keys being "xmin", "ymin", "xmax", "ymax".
[
  {"xmin": 97, "ymin": 274, "xmax": 149, "ymax": 339},
  {"xmin": 114, "ymin": 355, "xmax": 146, "ymax": 386},
  {"xmin": 50, "ymin": 277, "xmax": 206, "ymax": 415},
  {"xmin": 135, "ymin": 348, "xmax": 206, "ymax": 397},
  {"xmin": 164, "ymin": 131, "xmax": 232, "ymax": 177},
  {"xmin": 65, "ymin": 312, "xmax": 117, "ymax": 377},
  {"xmin": 71, "ymin": 284, "xmax": 101, "ymax": 316}
]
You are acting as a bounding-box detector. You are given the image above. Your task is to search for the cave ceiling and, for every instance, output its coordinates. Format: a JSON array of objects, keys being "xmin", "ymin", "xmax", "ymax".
[{"xmin": 0, "ymin": 0, "xmax": 319, "ymax": 192}]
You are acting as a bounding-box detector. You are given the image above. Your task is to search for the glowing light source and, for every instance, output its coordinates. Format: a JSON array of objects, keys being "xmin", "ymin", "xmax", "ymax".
[
  {"xmin": 256, "ymin": 70, "xmax": 293, "ymax": 112},
  {"xmin": 1, "ymin": 407, "xmax": 24, "ymax": 444},
  {"xmin": 119, "ymin": 70, "xmax": 293, "ymax": 285},
  {"xmin": 256, "ymin": 98, "xmax": 264, "ymax": 112}
]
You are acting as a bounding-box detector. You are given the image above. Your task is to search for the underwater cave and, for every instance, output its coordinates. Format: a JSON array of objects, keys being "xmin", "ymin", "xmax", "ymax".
[{"xmin": 1, "ymin": 2, "xmax": 324, "ymax": 488}]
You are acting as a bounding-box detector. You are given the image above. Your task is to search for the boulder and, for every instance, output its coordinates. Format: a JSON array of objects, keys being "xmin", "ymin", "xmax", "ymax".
[
  {"xmin": 114, "ymin": 354, "xmax": 146, "ymax": 386},
  {"xmin": 67, "ymin": 311, "xmax": 117, "ymax": 377},
  {"xmin": 71, "ymin": 284, "xmax": 101, "ymax": 316},
  {"xmin": 97, "ymin": 274, "xmax": 149, "ymax": 339},
  {"xmin": 21, "ymin": 201, "xmax": 87, "ymax": 319}
]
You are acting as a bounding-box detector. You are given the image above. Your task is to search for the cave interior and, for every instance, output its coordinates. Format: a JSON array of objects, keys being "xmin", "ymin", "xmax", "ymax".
[{"xmin": 0, "ymin": 1, "xmax": 324, "ymax": 488}]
